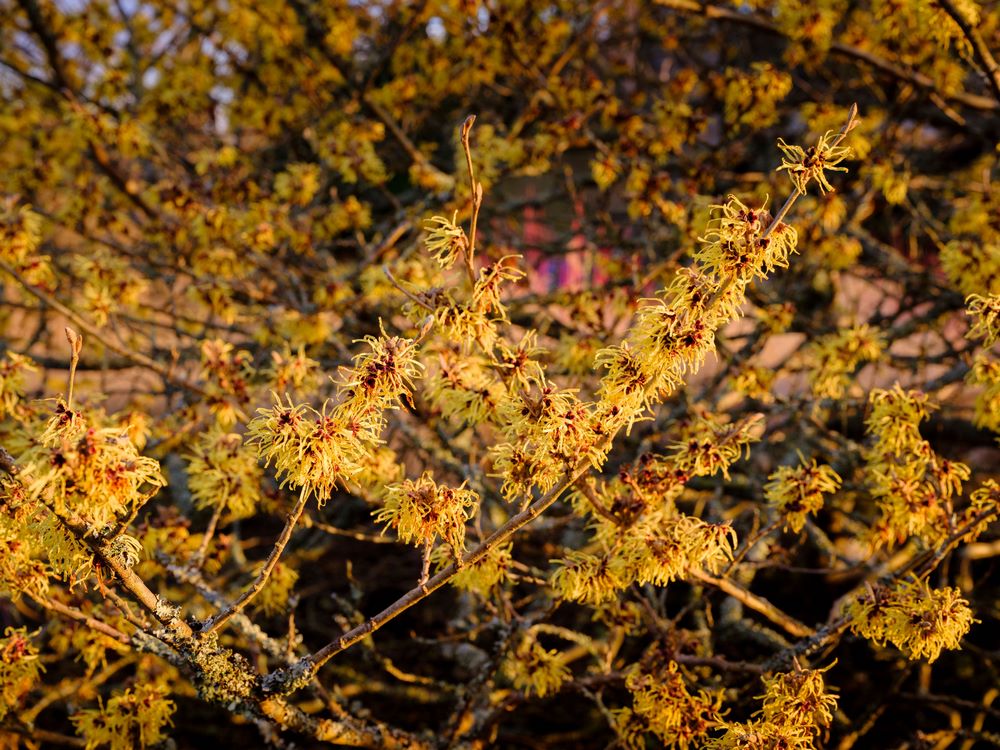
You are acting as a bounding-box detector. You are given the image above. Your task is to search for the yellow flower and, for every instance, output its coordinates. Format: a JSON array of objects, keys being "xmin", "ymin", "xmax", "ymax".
[
  {"xmin": 186, "ymin": 426, "xmax": 263, "ymax": 519},
  {"xmin": 626, "ymin": 661, "xmax": 723, "ymax": 748},
  {"xmin": 0, "ymin": 352, "xmax": 36, "ymax": 417},
  {"xmin": 435, "ymin": 541, "xmax": 512, "ymax": 595},
  {"xmin": 500, "ymin": 633, "xmax": 570, "ymax": 697},
  {"xmin": 765, "ymin": 459, "xmax": 842, "ymax": 532},
  {"xmin": 550, "ymin": 550, "xmax": 627, "ymax": 605},
  {"xmin": 0, "ymin": 627, "xmax": 44, "ymax": 721},
  {"xmin": 805, "ymin": 324, "xmax": 882, "ymax": 399},
  {"xmin": 0, "ymin": 201, "xmax": 42, "ymax": 265},
  {"xmin": 246, "ymin": 395, "xmax": 366, "ymax": 501},
  {"xmin": 777, "ymin": 129, "xmax": 852, "ymax": 194},
  {"xmin": 376, "ymin": 471, "xmax": 478, "ymax": 551},
  {"xmin": 72, "ymin": 684, "xmax": 174, "ymax": 750},
  {"xmin": 338, "ymin": 327, "xmax": 424, "ymax": 425},
  {"xmin": 423, "ymin": 212, "xmax": 468, "ymax": 270},
  {"xmin": 966, "ymin": 293, "xmax": 1000, "ymax": 345},
  {"xmin": 845, "ymin": 579, "xmax": 975, "ymax": 662},
  {"xmin": 621, "ymin": 514, "xmax": 737, "ymax": 586},
  {"xmin": 707, "ymin": 666, "xmax": 837, "ymax": 749}
]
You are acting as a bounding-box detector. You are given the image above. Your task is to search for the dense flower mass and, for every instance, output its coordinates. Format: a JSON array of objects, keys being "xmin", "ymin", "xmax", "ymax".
[
  {"xmin": 0, "ymin": 1, "xmax": 998, "ymax": 747},
  {"xmin": 185, "ymin": 426, "xmax": 263, "ymax": 518},
  {"xmin": 966, "ymin": 293, "xmax": 1000, "ymax": 346},
  {"xmin": 71, "ymin": 685, "xmax": 175, "ymax": 750},
  {"xmin": 17, "ymin": 402, "xmax": 165, "ymax": 532},
  {"xmin": 621, "ymin": 660, "xmax": 724, "ymax": 748},
  {"xmin": 0, "ymin": 627, "xmax": 43, "ymax": 721},
  {"xmin": 246, "ymin": 330, "xmax": 422, "ymax": 502},
  {"xmin": 845, "ymin": 580, "xmax": 976, "ymax": 662},
  {"xmin": 863, "ymin": 385, "xmax": 979, "ymax": 548},
  {"xmin": 376, "ymin": 471, "xmax": 479, "ymax": 551},
  {"xmin": 765, "ymin": 458, "xmax": 842, "ymax": 532},
  {"xmin": 707, "ymin": 667, "xmax": 839, "ymax": 749}
]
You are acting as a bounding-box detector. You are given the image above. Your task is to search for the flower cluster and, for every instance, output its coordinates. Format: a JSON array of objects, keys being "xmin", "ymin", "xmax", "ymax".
[
  {"xmin": 597, "ymin": 194, "xmax": 801, "ymax": 424},
  {"xmin": 0, "ymin": 627, "xmax": 43, "ymax": 721},
  {"xmin": 251, "ymin": 560, "xmax": 299, "ymax": 616},
  {"xmin": 966, "ymin": 480, "xmax": 1000, "ymax": 542},
  {"xmin": 621, "ymin": 515, "xmax": 737, "ymax": 588},
  {"xmin": 0, "ymin": 491, "xmax": 51, "ymax": 600},
  {"xmin": 435, "ymin": 541, "xmax": 512, "ymax": 595},
  {"xmin": 199, "ymin": 339, "xmax": 253, "ymax": 427},
  {"xmin": 758, "ymin": 668, "xmax": 838, "ymax": 738},
  {"xmin": 804, "ymin": 324, "xmax": 882, "ymax": 399},
  {"xmin": 472, "ymin": 256, "xmax": 525, "ymax": 319},
  {"xmin": 434, "ymin": 300, "xmax": 500, "ymax": 351},
  {"xmin": 0, "ymin": 200, "xmax": 42, "ymax": 266},
  {"xmin": 765, "ymin": 458, "xmax": 842, "ymax": 532},
  {"xmin": 0, "ymin": 351, "xmax": 35, "ymax": 418},
  {"xmin": 416, "ymin": 214, "xmax": 525, "ymax": 353},
  {"xmin": 550, "ymin": 514, "xmax": 737, "ymax": 605},
  {"xmin": 247, "ymin": 330, "xmax": 422, "ymax": 502},
  {"xmin": 666, "ymin": 411, "xmax": 763, "ymax": 481},
  {"xmin": 246, "ymin": 396, "xmax": 367, "ymax": 502},
  {"xmin": 424, "ymin": 348, "xmax": 505, "ymax": 427},
  {"xmin": 20, "ymin": 403, "xmax": 165, "ymax": 531},
  {"xmin": 864, "ymin": 385, "xmax": 970, "ymax": 547},
  {"xmin": 777, "ymin": 129, "xmax": 852, "ymax": 193},
  {"xmin": 500, "ymin": 632, "xmax": 570, "ymax": 698},
  {"xmin": 69, "ymin": 248, "xmax": 147, "ymax": 327},
  {"xmin": 338, "ymin": 329, "xmax": 424, "ymax": 422},
  {"xmin": 722, "ymin": 63, "xmax": 793, "ymax": 130},
  {"xmin": 968, "ymin": 354, "xmax": 1000, "ymax": 433},
  {"xmin": 941, "ymin": 241, "xmax": 1000, "ymax": 297},
  {"xmin": 376, "ymin": 471, "xmax": 479, "ymax": 551},
  {"xmin": 708, "ymin": 666, "xmax": 838, "ymax": 749},
  {"xmin": 618, "ymin": 660, "xmax": 723, "ymax": 749},
  {"xmin": 695, "ymin": 197, "xmax": 800, "ymax": 285},
  {"xmin": 549, "ymin": 408, "xmax": 758, "ymax": 605},
  {"xmin": 548, "ymin": 550, "xmax": 628, "ymax": 606},
  {"xmin": 966, "ymin": 293, "xmax": 1000, "ymax": 345},
  {"xmin": 492, "ymin": 382, "xmax": 614, "ymax": 501},
  {"xmin": 186, "ymin": 426, "xmax": 263, "ymax": 519},
  {"xmin": 263, "ymin": 346, "xmax": 321, "ymax": 395},
  {"xmin": 575, "ymin": 413, "xmax": 759, "ymax": 524},
  {"xmin": 845, "ymin": 579, "xmax": 975, "ymax": 662},
  {"xmin": 71, "ymin": 684, "xmax": 175, "ymax": 750},
  {"xmin": 0, "ymin": 484, "xmax": 92, "ymax": 593},
  {"xmin": 493, "ymin": 331, "xmax": 546, "ymax": 393},
  {"xmin": 874, "ymin": 0, "xmax": 981, "ymax": 54}
]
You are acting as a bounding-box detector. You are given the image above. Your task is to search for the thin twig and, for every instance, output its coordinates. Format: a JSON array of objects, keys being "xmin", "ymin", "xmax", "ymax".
[
  {"xmin": 201, "ymin": 484, "xmax": 311, "ymax": 635},
  {"xmin": 263, "ymin": 451, "xmax": 600, "ymax": 693},
  {"xmin": 383, "ymin": 264, "xmax": 434, "ymax": 311},
  {"xmin": 460, "ymin": 114, "xmax": 482, "ymax": 287},
  {"xmin": 0, "ymin": 258, "xmax": 209, "ymax": 398},
  {"xmin": 691, "ymin": 569, "xmax": 815, "ymax": 638},
  {"xmin": 724, "ymin": 518, "xmax": 782, "ymax": 575},
  {"xmin": 188, "ymin": 501, "xmax": 225, "ymax": 572},
  {"xmin": 574, "ymin": 479, "xmax": 621, "ymax": 526},
  {"xmin": 38, "ymin": 598, "xmax": 131, "ymax": 644}
]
